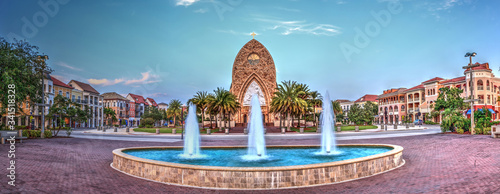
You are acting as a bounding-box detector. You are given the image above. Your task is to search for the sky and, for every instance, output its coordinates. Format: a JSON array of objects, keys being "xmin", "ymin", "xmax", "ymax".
[{"xmin": 1, "ymin": 0, "xmax": 499, "ymax": 104}]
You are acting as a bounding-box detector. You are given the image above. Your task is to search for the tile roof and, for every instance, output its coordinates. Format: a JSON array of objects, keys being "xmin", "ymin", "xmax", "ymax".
[
  {"xmin": 51, "ymin": 76, "xmax": 73, "ymax": 89},
  {"xmin": 464, "ymin": 62, "xmax": 491, "ymax": 73},
  {"xmin": 404, "ymin": 84, "xmax": 425, "ymax": 92},
  {"xmin": 377, "ymin": 88, "xmax": 407, "ymax": 99},
  {"xmin": 146, "ymin": 98, "xmax": 158, "ymax": 107},
  {"xmin": 440, "ymin": 76, "xmax": 466, "ymax": 84},
  {"xmin": 334, "ymin": 99, "xmax": 350, "ymax": 103},
  {"xmin": 70, "ymin": 80, "xmax": 99, "ymax": 94},
  {"xmin": 422, "ymin": 77, "xmax": 444, "ymax": 84},
  {"xmin": 129, "ymin": 93, "xmax": 148, "ymax": 105},
  {"xmin": 354, "ymin": 94, "xmax": 378, "ymax": 103},
  {"xmin": 102, "ymin": 92, "xmax": 129, "ymax": 101},
  {"xmin": 158, "ymin": 102, "xmax": 168, "ymax": 106}
]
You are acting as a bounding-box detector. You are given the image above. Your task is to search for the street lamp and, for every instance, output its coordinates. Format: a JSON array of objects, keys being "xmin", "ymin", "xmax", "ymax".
[
  {"xmin": 462, "ymin": 52, "xmax": 479, "ymax": 134},
  {"xmin": 37, "ymin": 55, "xmax": 49, "ymax": 138}
]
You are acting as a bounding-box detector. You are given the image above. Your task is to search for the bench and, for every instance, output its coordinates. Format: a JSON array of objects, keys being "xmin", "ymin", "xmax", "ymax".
[
  {"xmin": 0, "ymin": 130, "xmax": 27, "ymax": 144},
  {"xmin": 491, "ymin": 126, "xmax": 500, "ymax": 138}
]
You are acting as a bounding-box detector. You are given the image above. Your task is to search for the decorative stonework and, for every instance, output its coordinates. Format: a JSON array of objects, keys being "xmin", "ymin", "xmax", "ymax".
[
  {"xmin": 111, "ymin": 144, "xmax": 404, "ymax": 189},
  {"xmin": 243, "ymin": 81, "xmax": 266, "ymax": 106},
  {"xmin": 230, "ymin": 39, "xmax": 277, "ymax": 125}
]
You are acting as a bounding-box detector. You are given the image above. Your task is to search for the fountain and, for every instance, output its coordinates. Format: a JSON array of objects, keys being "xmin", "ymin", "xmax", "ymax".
[
  {"xmin": 179, "ymin": 104, "xmax": 202, "ymax": 158},
  {"xmin": 318, "ymin": 91, "xmax": 340, "ymax": 155},
  {"xmin": 112, "ymin": 94, "xmax": 404, "ymax": 189},
  {"xmin": 244, "ymin": 94, "xmax": 267, "ymax": 159}
]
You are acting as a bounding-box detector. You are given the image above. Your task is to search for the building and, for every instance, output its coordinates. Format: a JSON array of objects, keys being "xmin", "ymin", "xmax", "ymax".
[
  {"xmin": 353, "ymin": 94, "xmax": 378, "ymax": 107},
  {"xmin": 102, "ymin": 92, "xmax": 130, "ymax": 126},
  {"xmin": 229, "ymin": 38, "xmax": 277, "ymax": 126},
  {"xmin": 126, "ymin": 93, "xmax": 148, "ymax": 126},
  {"xmin": 68, "ymin": 80, "xmax": 103, "ymax": 128},
  {"xmin": 146, "ymin": 98, "xmax": 158, "ymax": 108},
  {"xmin": 404, "ymin": 84, "xmax": 425, "ymax": 122},
  {"xmin": 377, "ymin": 88, "xmax": 407, "ymax": 124},
  {"xmin": 158, "ymin": 102, "xmax": 168, "ymax": 110},
  {"xmin": 51, "ymin": 76, "xmax": 78, "ymax": 127}
]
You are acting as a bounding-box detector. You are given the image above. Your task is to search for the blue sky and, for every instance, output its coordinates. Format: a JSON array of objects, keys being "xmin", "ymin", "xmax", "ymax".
[{"xmin": 1, "ymin": 0, "xmax": 499, "ymax": 104}]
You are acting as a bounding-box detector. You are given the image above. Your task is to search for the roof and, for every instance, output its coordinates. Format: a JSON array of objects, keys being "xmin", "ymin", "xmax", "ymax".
[
  {"xmin": 421, "ymin": 77, "xmax": 444, "ymax": 84},
  {"xmin": 158, "ymin": 102, "xmax": 168, "ymax": 106},
  {"xmin": 354, "ymin": 94, "xmax": 378, "ymax": 103},
  {"xmin": 129, "ymin": 93, "xmax": 148, "ymax": 105},
  {"xmin": 70, "ymin": 80, "xmax": 99, "ymax": 94},
  {"xmin": 51, "ymin": 76, "xmax": 73, "ymax": 89},
  {"xmin": 102, "ymin": 92, "xmax": 129, "ymax": 101},
  {"xmin": 404, "ymin": 84, "xmax": 425, "ymax": 92},
  {"xmin": 440, "ymin": 76, "xmax": 466, "ymax": 84},
  {"xmin": 464, "ymin": 62, "xmax": 491, "ymax": 73},
  {"xmin": 377, "ymin": 88, "xmax": 407, "ymax": 99},
  {"xmin": 146, "ymin": 98, "xmax": 158, "ymax": 106},
  {"xmin": 335, "ymin": 99, "xmax": 350, "ymax": 103}
]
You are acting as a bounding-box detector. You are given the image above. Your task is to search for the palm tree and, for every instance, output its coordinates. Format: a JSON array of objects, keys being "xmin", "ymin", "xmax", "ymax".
[
  {"xmin": 211, "ymin": 87, "xmax": 240, "ymax": 130},
  {"xmin": 308, "ymin": 91, "xmax": 322, "ymax": 126},
  {"xmin": 331, "ymin": 100, "xmax": 342, "ymax": 116},
  {"xmin": 167, "ymin": 99, "xmax": 182, "ymax": 127},
  {"xmin": 296, "ymin": 83, "xmax": 310, "ymax": 128},
  {"xmin": 270, "ymin": 81, "xmax": 308, "ymax": 131},
  {"xmin": 187, "ymin": 91, "xmax": 210, "ymax": 129}
]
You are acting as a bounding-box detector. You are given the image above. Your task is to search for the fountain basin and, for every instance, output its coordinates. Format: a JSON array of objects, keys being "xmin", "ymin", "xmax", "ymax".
[{"xmin": 111, "ymin": 144, "xmax": 404, "ymax": 189}]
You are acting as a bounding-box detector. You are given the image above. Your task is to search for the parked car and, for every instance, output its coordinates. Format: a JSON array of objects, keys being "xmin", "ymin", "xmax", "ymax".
[{"xmin": 414, "ymin": 119, "xmax": 423, "ymax": 125}]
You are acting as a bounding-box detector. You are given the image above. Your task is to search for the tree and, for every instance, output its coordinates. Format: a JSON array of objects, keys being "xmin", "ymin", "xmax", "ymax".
[
  {"xmin": 362, "ymin": 101, "xmax": 378, "ymax": 125},
  {"xmin": 187, "ymin": 91, "xmax": 210, "ymax": 129},
  {"xmin": 270, "ymin": 81, "xmax": 307, "ymax": 130},
  {"xmin": 103, "ymin": 107, "xmax": 117, "ymax": 126},
  {"xmin": 47, "ymin": 95, "xmax": 72, "ymax": 136},
  {"xmin": 211, "ymin": 88, "xmax": 239, "ymax": 129},
  {"xmin": 1, "ymin": 38, "xmax": 52, "ymax": 120},
  {"xmin": 142, "ymin": 106, "xmax": 162, "ymax": 126},
  {"xmin": 347, "ymin": 104, "xmax": 363, "ymax": 125},
  {"xmin": 308, "ymin": 91, "xmax": 322, "ymax": 126},
  {"xmin": 434, "ymin": 87, "xmax": 467, "ymax": 111},
  {"xmin": 167, "ymin": 99, "xmax": 182, "ymax": 126}
]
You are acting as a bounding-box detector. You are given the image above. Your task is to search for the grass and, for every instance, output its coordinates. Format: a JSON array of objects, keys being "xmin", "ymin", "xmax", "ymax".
[
  {"xmin": 133, "ymin": 127, "xmax": 208, "ymax": 134},
  {"xmin": 290, "ymin": 125, "xmax": 378, "ymax": 133}
]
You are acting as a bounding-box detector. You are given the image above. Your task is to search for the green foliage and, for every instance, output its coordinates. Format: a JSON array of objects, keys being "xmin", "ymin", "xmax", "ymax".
[
  {"xmin": 44, "ymin": 130, "xmax": 52, "ymax": 138},
  {"xmin": 142, "ymin": 118, "xmax": 155, "ymax": 126},
  {"xmin": 483, "ymin": 127, "xmax": 491, "ymax": 135},
  {"xmin": 424, "ymin": 121, "xmax": 439, "ymax": 125},
  {"xmin": 120, "ymin": 119, "xmax": 126, "ymax": 126},
  {"xmin": 457, "ymin": 128, "xmax": 464, "ymax": 134},
  {"xmin": 0, "ymin": 38, "xmax": 50, "ymax": 116},
  {"xmin": 142, "ymin": 106, "xmax": 163, "ymax": 126},
  {"xmin": 270, "ymin": 81, "xmax": 308, "ymax": 128},
  {"xmin": 65, "ymin": 127, "xmax": 72, "ymax": 137},
  {"xmin": 440, "ymin": 108, "xmax": 465, "ymax": 132},
  {"xmin": 167, "ymin": 99, "xmax": 182, "ymax": 126},
  {"xmin": 434, "ymin": 87, "xmax": 467, "ymax": 111},
  {"xmin": 22, "ymin": 130, "xmax": 42, "ymax": 138},
  {"xmin": 187, "ymin": 91, "xmax": 210, "ymax": 128},
  {"xmin": 210, "ymin": 87, "xmax": 240, "ymax": 128},
  {"xmin": 104, "ymin": 107, "xmax": 117, "ymax": 126},
  {"xmin": 346, "ymin": 102, "xmax": 377, "ymax": 125}
]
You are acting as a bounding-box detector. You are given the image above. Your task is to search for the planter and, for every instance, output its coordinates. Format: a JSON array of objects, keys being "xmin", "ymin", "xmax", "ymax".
[
  {"xmin": 207, "ymin": 128, "xmax": 211, "ymax": 135},
  {"xmin": 172, "ymin": 128, "xmax": 176, "ymax": 134},
  {"xmin": 337, "ymin": 126, "xmax": 341, "ymax": 132},
  {"xmin": 156, "ymin": 129, "xmax": 160, "ymax": 134},
  {"xmin": 355, "ymin": 126, "xmax": 359, "ymax": 132}
]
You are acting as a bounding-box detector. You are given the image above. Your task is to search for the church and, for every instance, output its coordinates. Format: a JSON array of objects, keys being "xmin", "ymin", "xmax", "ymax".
[{"xmin": 229, "ymin": 35, "xmax": 277, "ymax": 127}]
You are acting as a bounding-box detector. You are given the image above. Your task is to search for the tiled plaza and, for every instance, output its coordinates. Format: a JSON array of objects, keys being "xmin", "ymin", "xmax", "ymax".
[{"xmin": 1, "ymin": 134, "xmax": 498, "ymax": 193}]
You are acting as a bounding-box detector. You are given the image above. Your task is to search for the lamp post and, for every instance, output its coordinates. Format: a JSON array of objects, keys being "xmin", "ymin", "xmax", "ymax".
[
  {"xmin": 37, "ymin": 55, "xmax": 49, "ymax": 138},
  {"xmin": 463, "ymin": 52, "xmax": 480, "ymax": 134}
]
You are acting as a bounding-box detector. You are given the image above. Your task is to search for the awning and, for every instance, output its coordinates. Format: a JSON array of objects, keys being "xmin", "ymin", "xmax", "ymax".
[{"xmin": 466, "ymin": 109, "xmax": 495, "ymax": 114}]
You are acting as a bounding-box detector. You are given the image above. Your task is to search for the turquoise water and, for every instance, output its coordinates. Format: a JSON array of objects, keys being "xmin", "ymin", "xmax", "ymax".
[{"xmin": 123, "ymin": 146, "xmax": 392, "ymax": 167}]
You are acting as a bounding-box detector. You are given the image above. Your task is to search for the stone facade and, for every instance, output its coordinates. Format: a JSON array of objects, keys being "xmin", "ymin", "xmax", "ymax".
[
  {"xmin": 112, "ymin": 145, "xmax": 404, "ymax": 189},
  {"xmin": 230, "ymin": 39, "xmax": 277, "ymax": 125}
]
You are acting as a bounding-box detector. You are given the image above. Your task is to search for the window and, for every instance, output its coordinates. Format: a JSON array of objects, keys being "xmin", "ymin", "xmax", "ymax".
[
  {"xmin": 48, "ymin": 85, "xmax": 52, "ymax": 93},
  {"xmin": 477, "ymin": 80, "xmax": 484, "ymax": 90},
  {"xmin": 66, "ymin": 92, "xmax": 69, "ymax": 98},
  {"xmin": 72, "ymin": 95, "xmax": 75, "ymax": 101},
  {"xmin": 59, "ymin": 91, "xmax": 62, "ymax": 95}
]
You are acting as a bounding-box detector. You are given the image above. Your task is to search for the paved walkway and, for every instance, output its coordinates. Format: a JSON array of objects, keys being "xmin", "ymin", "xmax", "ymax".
[{"xmin": 1, "ymin": 134, "xmax": 498, "ymax": 193}]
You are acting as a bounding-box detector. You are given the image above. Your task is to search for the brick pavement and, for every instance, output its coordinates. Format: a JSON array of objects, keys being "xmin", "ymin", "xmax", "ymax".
[{"xmin": 0, "ymin": 134, "xmax": 499, "ymax": 193}]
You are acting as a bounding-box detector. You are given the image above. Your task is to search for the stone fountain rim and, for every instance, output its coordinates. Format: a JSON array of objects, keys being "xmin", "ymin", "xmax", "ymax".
[{"xmin": 112, "ymin": 144, "xmax": 403, "ymax": 171}]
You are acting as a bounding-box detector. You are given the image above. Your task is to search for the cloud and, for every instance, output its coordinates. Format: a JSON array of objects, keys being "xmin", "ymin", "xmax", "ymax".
[
  {"xmin": 124, "ymin": 71, "xmax": 161, "ymax": 85},
  {"xmin": 256, "ymin": 18, "xmax": 341, "ymax": 36},
  {"xmin": 149, "ymin": 93, "xmax": 169, "ymax": 98},
  {"xmin": 176, "ymin": 0, "xmax": 199, "ymax": 6},
  {"xmin": 217, "ymin": 30, "xmax": 260, "ymax": 36},
  {"xmin": 56, "ymin": 62, "xmax": 82, "ymax": 71},
  {"xmin": 194, "ymin": 8, "xmax": 208, "ymax": 13},
  {"xmin": 88, "ymin": 78, "xmax": 124, "ymax": 86}
]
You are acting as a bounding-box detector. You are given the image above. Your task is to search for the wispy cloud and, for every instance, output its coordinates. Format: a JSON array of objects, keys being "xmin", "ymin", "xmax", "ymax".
[
  {"xmin": 418, "ymin": 0, "xmax": 467, "ymax": 20},
  {"xmin": 194, "ymin": 8, "xmax": 208, "ymax": 13},
  {"xmin": 175, "ymin": 0, "xmax": 199, "ymax": 7},
  {"xmin": 148, "ymin": 93, "xmax": 169, "ymax": 98},
  {"xmin": 124, "ymin": 71, "xmax": 161, "ymax": 85},
  {"xmin": 275, "ymin": 6, "xmax": 301, "ymax": 12},
  {"xmin": 256, "ymin": 18, "xmax": 341, "ymax": 36},
  {"xmin": 88, "ymin": 78, "xmax": 124, "ymax": 86},
  {"xmin": 87, "ymin": 71, "xmax": 161, "ymax": 86},
  {"xmin": 56, "ymin": 62, "xmax": 82, "ymax": 71}
]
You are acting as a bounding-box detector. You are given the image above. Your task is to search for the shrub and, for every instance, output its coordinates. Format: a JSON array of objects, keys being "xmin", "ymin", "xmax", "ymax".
[
  {"xmin": 44, "ymin": 130, "xmax": 53, "ymax": 138},
  {"xmin": 456, "ymin": 128, "xmax": 464, "ymax": 134},
  {"xmin": 475, "ymin": 127, "xmax": 483, "ymax": 135},
  {"xmin": 483, "ymin": 127, "xmax": 491, "ymax": 135},
  {"xmin": 65, "ymin": 127, "xmax": 73, "ymax": 137},
  {"xmin": 424, "ymin": 121, "xmax": 438, "ymax": 125},
  {"xmin": 145, "ymin": 125, "xmax": 153, "ymax": 128},
  {"xmin": 22, "ymin": 130, "xmax": 42, "ymax": 138},
  {"xmin": 142, "ymin": 118, "xmax": 155, "ymax": 126}
]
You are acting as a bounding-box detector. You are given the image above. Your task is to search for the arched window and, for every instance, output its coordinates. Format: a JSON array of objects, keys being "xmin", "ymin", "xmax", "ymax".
[
  {"xmin": 389, "ymin": 106, "xmax": 393, "ymax": 112},
  {"xmin": 487, "ymin": 80, "xmax": 490, "ymax": 90},
  {"xmin": 477, "ymin": 80, "xmax": 484, "ymax": 90},
  {"xmin": 394, "ymin": 105, "xmax": 398, "ymax": 112}
]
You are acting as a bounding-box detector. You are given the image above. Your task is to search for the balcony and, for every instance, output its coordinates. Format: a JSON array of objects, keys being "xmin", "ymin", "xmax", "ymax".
[
  {"xmin": 408, "ymin": 108, "xmax": 414, "ymax": 113},
  {"xmin": 81, "ymin": 100, "xmax": 88, "ymax": 104},
  {"xmin": 478, "ymin": 86, "xmax": 484, "ymax": 90}
]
